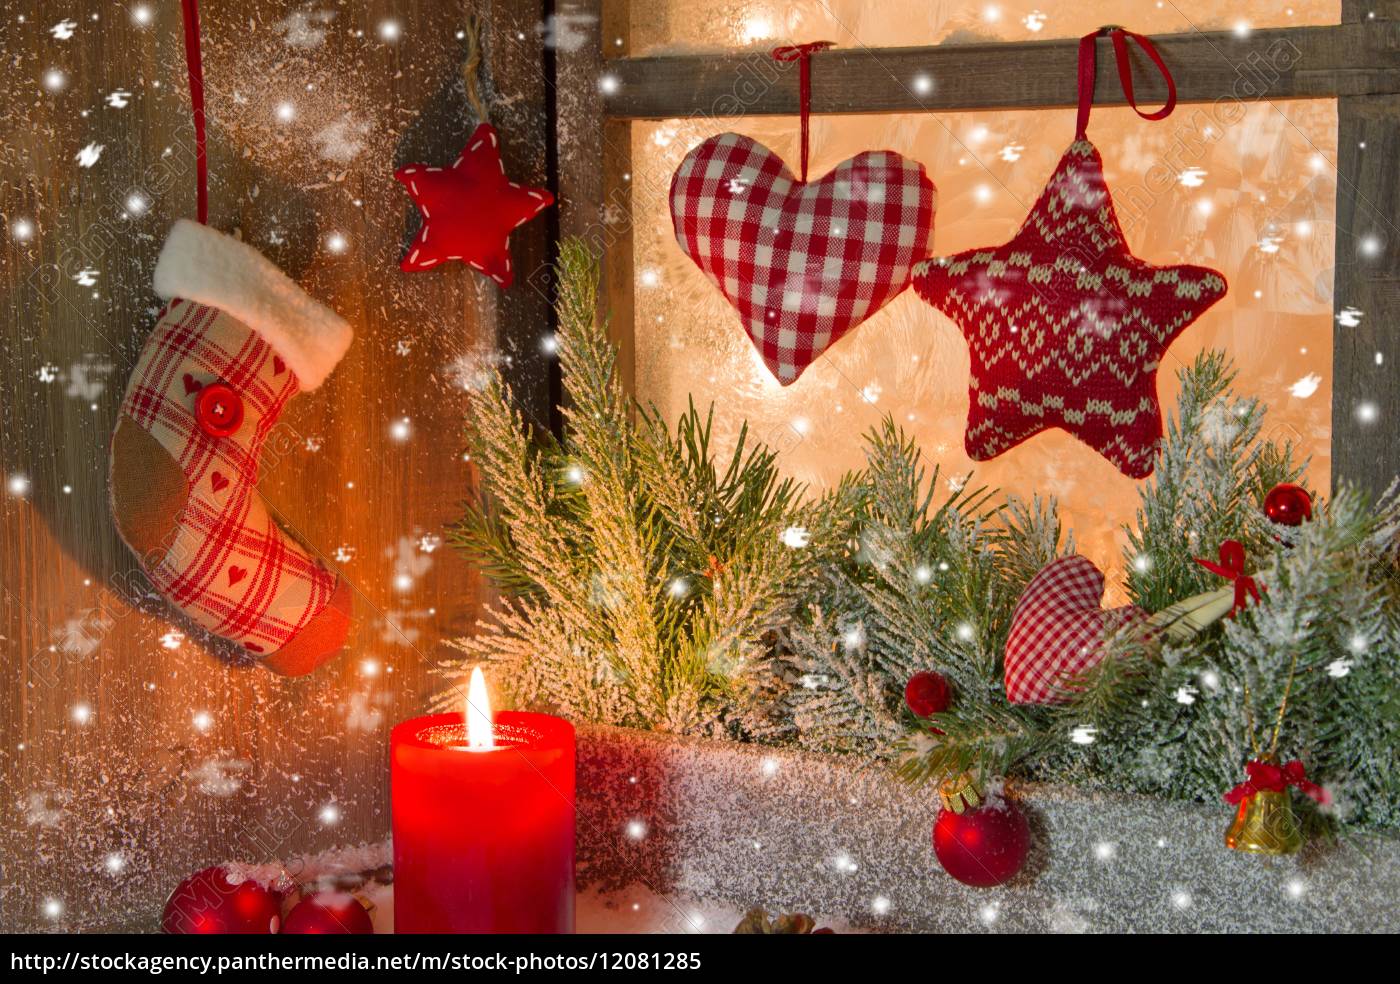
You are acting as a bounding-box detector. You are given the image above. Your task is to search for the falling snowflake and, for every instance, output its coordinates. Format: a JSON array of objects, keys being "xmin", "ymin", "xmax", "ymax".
[
  {"xmin": 105, "ymin": 90, "xmax": 132, "ymax": 108},
  {"xmin": 1070, "ymin": 725, "xmax": 1098, "ymax": 745},
  {"xmin": 54, "ymin": 613, "xmax": 110, "ymax": 656},
  {"xmin": 64, "ymin": 357, "xmax": 114, "ymax": 400},
  {"xmin": 387, "ymin": 535, "xmax": 433, "ymax": 593},
  {"xmin": 74, "ymin": 143, "xmax": 104, "ymax": 168},
  {"xmin": 379, "ymin": 609, "xmax": 427, "ymax": 647},
  {"xmin": 1174, "ymin": 685, "xmax": 1197, "ymax": 705},
  {"xmin": 191, "ymin": 758, "xmax": 250, "ymax": 797},
  {"xmin": 779, "ymin": 526, "xmax": 810, "ymax": 548},
  {"xmin": 346, "ymin": 692, "xmax": 385, "ymax": 732},
  {"xmin": 842, "ymin": 623, "xmax": 866, "ymax": 652},
  {"xmin": 447, "ymin": 349, "xmax": 500, "ymax": 392},
  {"xmin": 50, "ymin": 20, "xmax": 77, "ymax": 40},
  {"xmin": 998, "ymin": 143, "xmax": 1023, "ymax": 162},
  {"xmin": 1022, "ymin": 10, "xmax": 1046, "ymax": 32},
  {"xmin": 313, "ymin": 113, "xmax": 371, "ymax": 163},
  {"xmin": 1288, "ymin": 373, "xmax": 1322, "ymax": 399},
  {"xmin": 19, "ymin": 788, "xmax": 72, "ymax": 827},
  {"xmin": 1199, "ymin": 401, "xmax": 1241, "ymax": 448},
  {"xmin": 159, "ymin": 630, "xmax": 184, "ymax": 650},
  {"xmin": 274, "ymin": 6, "xmax": 336, "ymax": 48},
  {"xmin": 1326, "ymin": 659, "xmax": 1353, "ymax": 678},
  {"xmin": 1178, "ymin": 167, "xmax": 1207, "ymax": 188},
  {"xmin": 1337, "ymin": 306, "xmax": 1364, "ymax": 328},
  {"xmin": 540, "ymin": 11, "xmax": 594, "ymax": 53},
  {"xmin": 73, "ymin": 268, "xmax": 98, "ymax": 287}
]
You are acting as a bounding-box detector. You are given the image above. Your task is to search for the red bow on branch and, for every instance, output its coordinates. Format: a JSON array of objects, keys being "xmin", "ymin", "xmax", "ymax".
[
  {"xmin": 1195, "ymin": 540, "xmax": 1262, "ymax": 617},
  {"xmin": 1224, "ymin": 759, "xmax": 1330, "ymax": 806}
]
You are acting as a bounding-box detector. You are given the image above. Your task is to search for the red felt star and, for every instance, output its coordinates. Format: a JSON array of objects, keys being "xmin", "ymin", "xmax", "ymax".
[
  {"xmin": 394, "ymin": 123, "xmax": 553, "ymax": 288},
  {"xmin": 913, "ymin": 140, "xmax": 1227, "ymax": 479}
]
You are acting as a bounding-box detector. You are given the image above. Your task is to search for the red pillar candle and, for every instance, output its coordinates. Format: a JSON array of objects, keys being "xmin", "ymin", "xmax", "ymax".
[{"xmin": 391, "ymin": 669, "xmax": 575, "ymax": 933}]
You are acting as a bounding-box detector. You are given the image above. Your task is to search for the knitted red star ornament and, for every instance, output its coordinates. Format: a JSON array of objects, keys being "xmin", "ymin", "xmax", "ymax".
[
  {"xmin": 913, "ymin": 30, "xmax": 1227, "ymax": 479},
  {"xmin": 394, "ymin": 123, "xmax": 553, "ymax": 287}
]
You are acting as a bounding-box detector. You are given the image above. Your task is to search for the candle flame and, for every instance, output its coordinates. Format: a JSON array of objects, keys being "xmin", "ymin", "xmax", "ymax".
[{"xmin": 466, "ymin": 666, "xmax": 495, "ymax": 750}]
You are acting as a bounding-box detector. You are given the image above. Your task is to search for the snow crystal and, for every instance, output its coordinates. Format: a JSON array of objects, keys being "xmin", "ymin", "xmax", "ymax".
[
  {"xmin": 1289, "ymin": 373, "xmax": 1322, "ymax": 398},
  {"xmin": 274, "ymin": 7, "xmax": 336, "ymax": 49},
  {"xmin": 191, "ymin": 758, "xmax": 250, "ymax": 797},
  {"xmin": 74, "ymin": 143, "xmax": 104, "ymax": 168}
]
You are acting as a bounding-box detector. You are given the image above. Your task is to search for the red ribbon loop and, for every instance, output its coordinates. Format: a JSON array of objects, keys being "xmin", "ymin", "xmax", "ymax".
[
  {"xmin": 1195, "ymin": 539, "xmax": 1262, "ymax": 617},
  {"xmin": 771, "ymin": 41, "xmax": 835, "ymax": 183},
  {"xmin": 180, "ymin": 0, "xmax": 208, "ymax": 224},
  {"xmin": 1224, "ymin": 759, "xmax": 1331, "ymax": 806},
  {"xmin": 1075, "ymin": 27, "xmax": 1177, "ymax": 140}
]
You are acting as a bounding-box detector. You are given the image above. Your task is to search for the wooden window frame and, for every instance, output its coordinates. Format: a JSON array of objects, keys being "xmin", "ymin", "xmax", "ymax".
[{"xmin": 549, "ymin": 1, "xmax": 1399, "ymax": 498}]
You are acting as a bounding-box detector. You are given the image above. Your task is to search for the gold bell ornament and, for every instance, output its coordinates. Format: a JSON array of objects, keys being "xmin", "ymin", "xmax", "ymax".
[{"xmin": 1222, "ymin": 757, "xmax": 1329, "ymax": 855}]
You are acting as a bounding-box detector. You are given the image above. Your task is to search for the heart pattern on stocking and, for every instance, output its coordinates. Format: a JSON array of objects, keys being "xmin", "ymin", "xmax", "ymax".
[
  {"xmin": 1004, "ymin": 555, "xmax": 1149, "ymax": 704},
  {"xmin": 670, "ymin": 132, "xmax": 936, "ymax": 385}
]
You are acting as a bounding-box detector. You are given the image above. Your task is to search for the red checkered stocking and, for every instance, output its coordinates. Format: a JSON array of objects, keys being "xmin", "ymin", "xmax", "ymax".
[{"xmin": 110, "ymin": 221, "xmax": 354, "ymax": 675}]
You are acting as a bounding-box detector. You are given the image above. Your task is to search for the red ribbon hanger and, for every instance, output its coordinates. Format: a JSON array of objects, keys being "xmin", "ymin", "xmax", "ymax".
[
  {"xmin": 1195, "ymin": 539, "xmax": 1262, "ymax": 617},
  {"xmin": 180, "ymin": 0, "xmax": 209, "ymax": 224},
  {"xmin": 771, "ymin": 41, "xmax": 835, "ymax": 183},
  {"xmin": 1075, "ymin": 26, "xmax": 1177, "ymax": 140},
  {"xmin": 1224, "ymin": 759, "xmax": 1330, "ymax": 806}
]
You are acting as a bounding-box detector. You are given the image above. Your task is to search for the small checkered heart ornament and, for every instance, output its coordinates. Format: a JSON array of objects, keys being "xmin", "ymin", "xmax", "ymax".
[
  {"xmin": 669, "ymin": 132, "xmax": 936, "ymax": 385},
  {"xmin": 1003, "ymin": 556, "xmax": 1149, "ymax": 705}
]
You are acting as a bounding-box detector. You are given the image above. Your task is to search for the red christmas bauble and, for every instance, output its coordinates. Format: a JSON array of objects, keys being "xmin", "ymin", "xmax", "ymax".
[
  {"xmin": 161, "ymin": 866, "xmax": 284, "ymax": 934},
  {"xmin": 905, "ymin": 671, "xmax": 952, "ymax": 718},
  {"xmin": 1264, "ymin": 483, "xmax": 1312, "ymax": 527},
  {"xmin": 933, "ymin": 796, "xmax": 1031, "ymax": 888},
  {"xmin": 282, "ymin": 892, "xmax": 374, "ymax": 934}
]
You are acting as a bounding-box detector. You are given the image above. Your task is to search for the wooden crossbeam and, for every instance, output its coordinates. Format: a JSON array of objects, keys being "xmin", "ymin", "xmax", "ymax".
[{"xmin": 602, "ymin": 23, "xmax": 1400, "ymax": 120}]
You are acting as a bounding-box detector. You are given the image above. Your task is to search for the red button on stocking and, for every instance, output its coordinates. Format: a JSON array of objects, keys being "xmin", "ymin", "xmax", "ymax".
[{"xmin": 194, "ymin": 382, "xmax": 244, "ymax": 438}]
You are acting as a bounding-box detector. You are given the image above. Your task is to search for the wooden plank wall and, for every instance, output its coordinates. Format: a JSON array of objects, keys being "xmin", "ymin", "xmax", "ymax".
[
  {"xmin": 603, "ymin": 23, "xmax": 1400, "ymax": 117},
  {"xmin": 1334, "ymin": 1, "xmax": 1400, "ymax": 496},
  {"xmin": 554, "ymin": 0, "xmax": 634, "ymax": 394},
  {"xmin": 0, "ymin": 1, "xmax": 550, "ymax": 931}
]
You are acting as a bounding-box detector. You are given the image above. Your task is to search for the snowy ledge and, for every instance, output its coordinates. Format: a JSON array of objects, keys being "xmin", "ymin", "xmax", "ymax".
[{"xmin": 575, "ymin": 726, "xmax": 1400, "ymax": 933}]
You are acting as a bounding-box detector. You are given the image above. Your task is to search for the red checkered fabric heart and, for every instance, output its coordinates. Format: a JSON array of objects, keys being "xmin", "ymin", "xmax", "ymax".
[
  {"xmin": 670, "ymin": 132, "xmax": 936, "ymax": 385},
  {"xmin": 1004, "ymin": 556, "xmax": 1149, "ymax": 704}
]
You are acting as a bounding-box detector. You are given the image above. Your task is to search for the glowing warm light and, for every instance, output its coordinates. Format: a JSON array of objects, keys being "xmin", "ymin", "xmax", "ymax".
[
  {"xmin": 466, "ymin": 666, "xmax": 495, "ymax": 750},
  {"xmin": 742, "ymin": 16, "xmax": 774, "ymax": 43}
]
